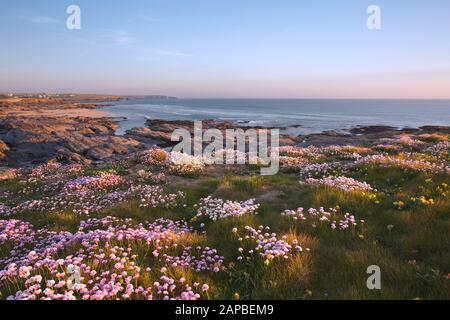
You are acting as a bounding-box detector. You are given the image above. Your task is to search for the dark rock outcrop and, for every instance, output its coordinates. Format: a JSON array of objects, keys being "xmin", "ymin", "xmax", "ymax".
[
  {"xmin": 0, "ymin": 116, "xmax": 143, "ymax": 167},
  {"xmin": 125, "ymin": 119, "xmax": 299, "ymax": 148}
]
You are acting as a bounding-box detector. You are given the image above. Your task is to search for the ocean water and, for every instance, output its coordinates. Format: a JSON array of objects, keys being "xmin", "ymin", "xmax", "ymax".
[{"xmin": 102, "ymin": 99, "xmax": 450, "ymax": 135}]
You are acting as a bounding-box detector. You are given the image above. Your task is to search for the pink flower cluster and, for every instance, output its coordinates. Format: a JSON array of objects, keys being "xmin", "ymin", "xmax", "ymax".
[
  {"xmin": 63, "ymin": 173, "xmax": 123, "ymax": 194},
  {"xmin": 233, "ymin": 225, "xmax": 304, "ymax": 262},
  {"xmin": 169, "ymin": 152, "xmax": 206, "ymax": 176},
  {"xmin": 305, "ymin": 176, "xmax": 374, "ymax": 192},
  {"xmin": 195, "ymin": 196, "xmax": 260, "ymax": 221},
  {"xmin": 378, "ymin": 135, "xmax": 425, "ymax": 147},
  {"xmin": 134, "ymin": 185, "xmax": 185, "ymax": 209},
  {"xmin": 2, "ymin": 183, "xmax": 185, "ymax": 216},
  {"xmin": 281, "ymin": 207, "xmax": 360, "ymax": 231},
  {"xmin": 373, "ymin": 144, "xmax": 402, "ymax": 153},
  {"xmin": 162, "ymin": 246, "xmax": 224, "ymax": 272},
  {"xmin": 279, "ymin": 156, "xmax": 307, "ymax": 172},
  {"xmin": 136, "ymin": 170, "xmax": 167, "ymax": 183},
  {"xmin": 0, "ymin": 203, "xmax": 12, "ymax": 217},
  {"xmin": 279, "ymin": 145, "xmax": 368, "ymax": 161},
  {"xmin": 281, "ymin": 207, "xmax": 334, "ymax": 222},
  {"xmin": 134, "ymin": 148, "xmax": 169, "ymax": 167},
  {"xmin": 355, "ymin": 155, "xmax": 449, "ymax": 173},
  {"xmin": 0, "ymin": 216, "xmax": 214, "ymax": 300},
  {"xmin": 27, "ymin": 162, "xmax": 83, "ymax": 179},
  {"xmin": 299, "ymin": 162, "xmax": 344, "ymax": 179},
  {"xmin": 3, "ymin": 191, "xmax": 127, "ymax": 216},
  {"xmin": 0, "ymin": 219, "xmax": 35, "ymax": 243},
  {"xmin": 278, "ymin": 146, "xmax": 322, "ymax": 159},
  {"xmin": 153, "ymin": 275, "xmax": 209, "ymax": 300},
  {"xmin": 332, "ymin": 213, "xmax": 358, "ymax": 230},
  {"xmin": 212, "ymin": 149, "xmax": 249, "ymax": 164},
  {"xmin": 425, "ymin": 141, "xmax": 450, "ymax": 156}
]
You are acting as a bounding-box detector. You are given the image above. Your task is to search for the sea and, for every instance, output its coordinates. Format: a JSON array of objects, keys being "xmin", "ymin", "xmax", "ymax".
[{"xmin": 101, "ymin": 99, "xmax": 450, "ymax": 136}]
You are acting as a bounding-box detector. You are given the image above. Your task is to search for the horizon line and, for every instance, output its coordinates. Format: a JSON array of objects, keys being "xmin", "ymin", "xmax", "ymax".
[{"xmin": 2, "ymin": 92, "xmax": 450, "ymax": 101}]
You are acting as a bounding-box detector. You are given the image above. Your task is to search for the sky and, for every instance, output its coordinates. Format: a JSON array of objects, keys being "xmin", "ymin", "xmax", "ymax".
[{"xmin": 1, "ymin": 0, "xmax": 450, "ymax": 98}]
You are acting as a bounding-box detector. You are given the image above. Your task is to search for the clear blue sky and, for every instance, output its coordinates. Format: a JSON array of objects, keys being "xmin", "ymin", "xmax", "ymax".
[{"xmin": 1, "ymin": 0, "xmax": 450, "ymax": 98}]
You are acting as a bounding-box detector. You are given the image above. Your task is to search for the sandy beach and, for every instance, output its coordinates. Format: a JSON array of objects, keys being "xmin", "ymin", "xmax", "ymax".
[{"xmin": 5, "ymin": 108, "xmax": 108, "ymax": 118}]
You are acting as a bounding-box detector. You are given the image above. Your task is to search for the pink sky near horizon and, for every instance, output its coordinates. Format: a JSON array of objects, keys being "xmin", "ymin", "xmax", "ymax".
[{"xmin": 4, "ymin": 68, "xmax": 450, "ymax": 99}]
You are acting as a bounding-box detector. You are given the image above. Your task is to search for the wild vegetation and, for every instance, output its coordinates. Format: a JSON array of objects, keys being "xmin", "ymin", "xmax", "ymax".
[{"xmin": 0, "ymin": 132, "xmax": 449, "ymax": 300}]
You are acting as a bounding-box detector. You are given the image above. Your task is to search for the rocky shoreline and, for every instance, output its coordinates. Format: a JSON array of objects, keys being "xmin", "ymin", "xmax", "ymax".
[
  {"xmin": 1, "ymin": 96, "xmax": 449, "ymax": 168},
  {"xmin": 0, "ymin": 96, "xmax": 144, "ymax": 167}
]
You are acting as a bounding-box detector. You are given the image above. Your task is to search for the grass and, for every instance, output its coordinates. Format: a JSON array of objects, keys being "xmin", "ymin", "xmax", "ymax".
[
  {"xmin": 1, "ymin": 147, "xmax": 449, "ymax": 300},
  {"xmin": 0, "ymin": 179, "xmax": 24, "ymax": 194},
  {"xmin": 115, "ymin": 169, "xmax": 448, "ymax": 299},
  {"xmin": 163, "ymin": 169, "xmax": 448, "ymax": 299}
]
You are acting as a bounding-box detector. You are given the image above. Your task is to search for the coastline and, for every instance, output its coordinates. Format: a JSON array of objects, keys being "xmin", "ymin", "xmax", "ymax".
[
  {"xmin": 1, "ymin": 96, "xmax": 450, "ymax": 168},
  {"xmin": 102, "ymin": 98, "xmax": 450, "ymax": 137},
  {"xmin": 0, "ymin": 96, "xmax": 449, "ymax": 300}
]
